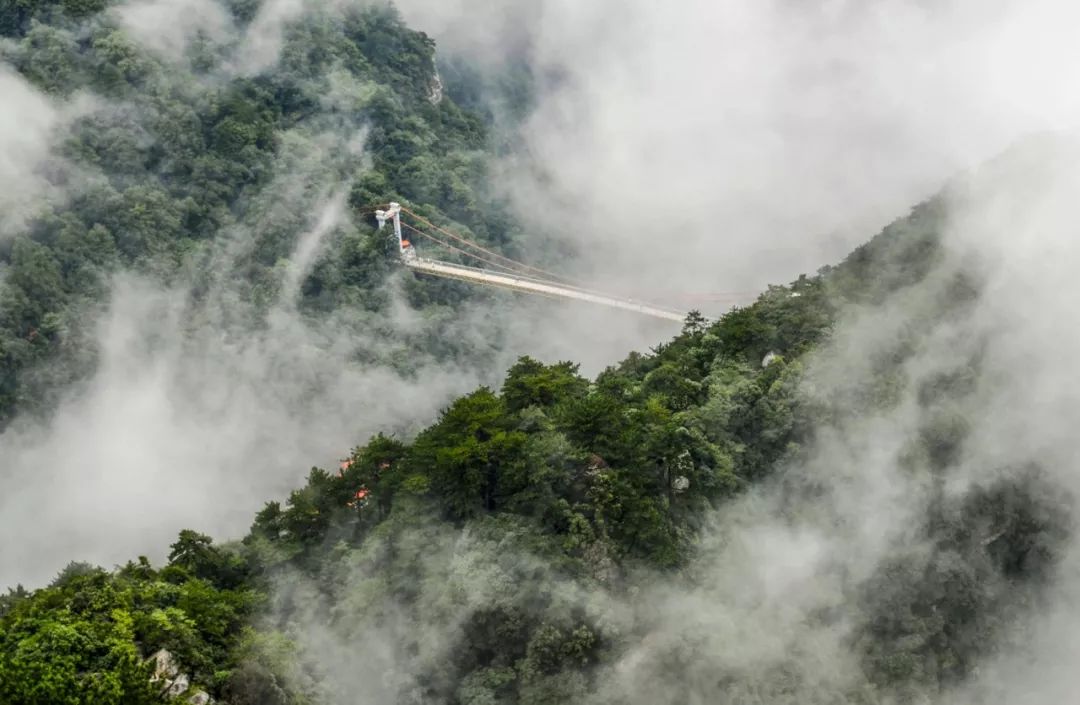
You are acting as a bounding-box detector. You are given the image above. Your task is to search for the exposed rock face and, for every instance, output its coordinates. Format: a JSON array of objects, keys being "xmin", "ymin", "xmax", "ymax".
[
  {"xmin": 427, "ymin": 61, "xmax": 444, "ymax": 104},
  {"xmin": 150, "ymin": 649, "xmax": 180, "ymax": 684},
  {"xmin": 168, "ymin": 673, "xmax": 191, "ymax": 697},
  {"xmin": 147, "ymin": 649, "xmax": 217, "ymax": 704}
]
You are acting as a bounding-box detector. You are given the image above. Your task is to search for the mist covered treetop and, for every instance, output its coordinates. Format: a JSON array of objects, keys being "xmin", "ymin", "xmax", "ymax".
[{"xmin": 0, "ymin": 1, "xmax": 1074, "ymax": 703}]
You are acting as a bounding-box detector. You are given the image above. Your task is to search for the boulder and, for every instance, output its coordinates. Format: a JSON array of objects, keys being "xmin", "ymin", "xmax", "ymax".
[
  {"xmin": 167, "ymin": 673, "xmax": 190, "ymax": 698},
  {"xmin": 149, "ymin": 649, "xmax": 180, "ymax": 683}
]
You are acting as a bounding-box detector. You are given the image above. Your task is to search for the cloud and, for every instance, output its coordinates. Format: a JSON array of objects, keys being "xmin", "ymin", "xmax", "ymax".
[
  {"xmin": 0, "ymin": 265, "xmax": 491, "ymax": 588},
  {"xmin": 238, "ymin": 134, "xmax": 1080, "ymax": 705},
  {"xmin": 280, "ymin": 190, "xmax": 348, "ymax": 301},
  {"xmin": 566, "ymin": 135, "xmax": 1080, "ymax": 703},
  {"xmin": 99, "ymin": 0, "xmax": 1080, "ymax": 700},
  {"xmin": 0, "ymin": 67, "xmax": 62, "ymax": 238},
  {"xmin": 0, "ymin": 118, "xmax": 473, "ymax": 588},
  {"xmin": 115, "ymin": 0, "xmax": 235, "ymax": 62},
  {"xmin": 230, "ymin": 0, "xmax": 306, "ymax": 75},
  {"xmin": 0, "ymin": 5, "xmax": 640, "ymax": 589},
  {"xmin": 398, "ymin": 0, "xmax": 1080, "ymax": 301},
  {"xmin": 6, "ymin": 14, "xmax": 1080, "ymax": 705}
]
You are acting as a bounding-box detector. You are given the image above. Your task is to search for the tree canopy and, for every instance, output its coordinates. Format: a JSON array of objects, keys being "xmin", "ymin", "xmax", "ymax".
[{"xmin": 0, "ymin": 1, "xmax": 1069, "ymax": 703}]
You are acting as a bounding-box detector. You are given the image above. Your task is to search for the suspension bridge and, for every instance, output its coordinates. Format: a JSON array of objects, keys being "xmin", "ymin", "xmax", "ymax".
[{"xmin": 375, "ymin": 203, "xmax": 749, "ymax": 322}]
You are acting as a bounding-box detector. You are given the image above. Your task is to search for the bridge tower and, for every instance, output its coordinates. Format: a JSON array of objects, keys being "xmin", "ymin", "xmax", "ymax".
[{"xmin": 375, "ymin": 203, "xmax": 413, "ymax": 260}]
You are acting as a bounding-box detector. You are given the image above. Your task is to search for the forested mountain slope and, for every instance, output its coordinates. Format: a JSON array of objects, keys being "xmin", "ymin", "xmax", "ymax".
[
  {"xmin": 1, "ymin": 1, "xmax": 1074, "ymax": 704},
  {"xmin": 0, "ymin": 0, "xmax": 527, "ymax": 428},
  {"xmin": 3, "ymin": 172, "xmax": 1068, "ymax": 703}
]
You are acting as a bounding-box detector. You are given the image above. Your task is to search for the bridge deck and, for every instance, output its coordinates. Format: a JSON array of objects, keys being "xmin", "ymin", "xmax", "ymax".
[{"xmin": 405, "ymin": 258, "xmax": 692, "ymax": 323}]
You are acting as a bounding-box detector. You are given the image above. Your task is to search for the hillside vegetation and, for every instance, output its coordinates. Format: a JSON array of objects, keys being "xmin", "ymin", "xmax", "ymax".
[
  {"xmin": 3, "ymin": 186, "xmax": 1066, "ymax": 703},
  {"xmin": 0, "ymin": 0, "xmax": 523, "ymax": 428},
  {"xmin": 0, "ymin": 1, "xmax": 1070, "ymax": 704}
]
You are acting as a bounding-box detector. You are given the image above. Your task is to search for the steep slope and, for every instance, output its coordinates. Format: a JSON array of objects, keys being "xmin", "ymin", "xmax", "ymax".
[
  {"xmin": 5, "ymin": 158, "xmax": 1071, "ymax": 704},
  {"xmin": 2, "ymin": 2, "xmax": 1076, "ymax": 703},
  {"xmin": 0, "ymin": 0, "xmax": 529, "ymax": 428}
]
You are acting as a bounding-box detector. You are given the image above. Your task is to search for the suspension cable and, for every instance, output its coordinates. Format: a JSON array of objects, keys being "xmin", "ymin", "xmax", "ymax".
[
  {"xmin": 400, "ymin": 222, "xmax": 535, "ymax": 279},
  {"xmin": 399, "ymin": 206, "xmax": 582, "ymax": 286},
  {"xmin": 388, "ymin": 203, "xmax": 749, "ymax": 310},
  {"xmin": 402, "ymin": 222, "xmax": 694, "ymax": 315}
]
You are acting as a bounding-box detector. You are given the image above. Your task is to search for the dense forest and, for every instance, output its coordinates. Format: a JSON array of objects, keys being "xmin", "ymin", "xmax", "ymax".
[
  {"xmin": 0, "ymin": 0, "xmax": 535, "ymax": 430},
  {"xmin": 0, "ymin": 1, "xmax": 1073, "ymax": 704},
  {"xmin": 4, "ymin": 187, "xmax": 1066, "ymax": 703}
]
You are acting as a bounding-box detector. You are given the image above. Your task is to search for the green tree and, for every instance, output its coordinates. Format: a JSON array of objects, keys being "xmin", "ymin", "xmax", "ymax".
[
  {"xmin": 168, "ymin": 530, "xmax": 248, "ymax": 589},
  {"xmin": 412, "ymin": 388, "xmax": 527, "ymax": 518},
  {"xmin": 501, "ymin": 356, "xmax": 588, "ymax": 413}
]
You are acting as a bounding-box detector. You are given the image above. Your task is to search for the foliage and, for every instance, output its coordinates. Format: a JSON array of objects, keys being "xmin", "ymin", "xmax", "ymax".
[
  {"xmin": 2, "ymin": 179, "xmax": 1067, "ymax": 703},
  {"xmin": 0, "ymin": 549, "xmax": 257, "ymax": 703},
  {"xmin": 0, "ymin": 0, "xmax": 518, "ymax": 428},
  {"xmin": 0, "ymin": 1, "xmax": 1070, "ymax": 703}
]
